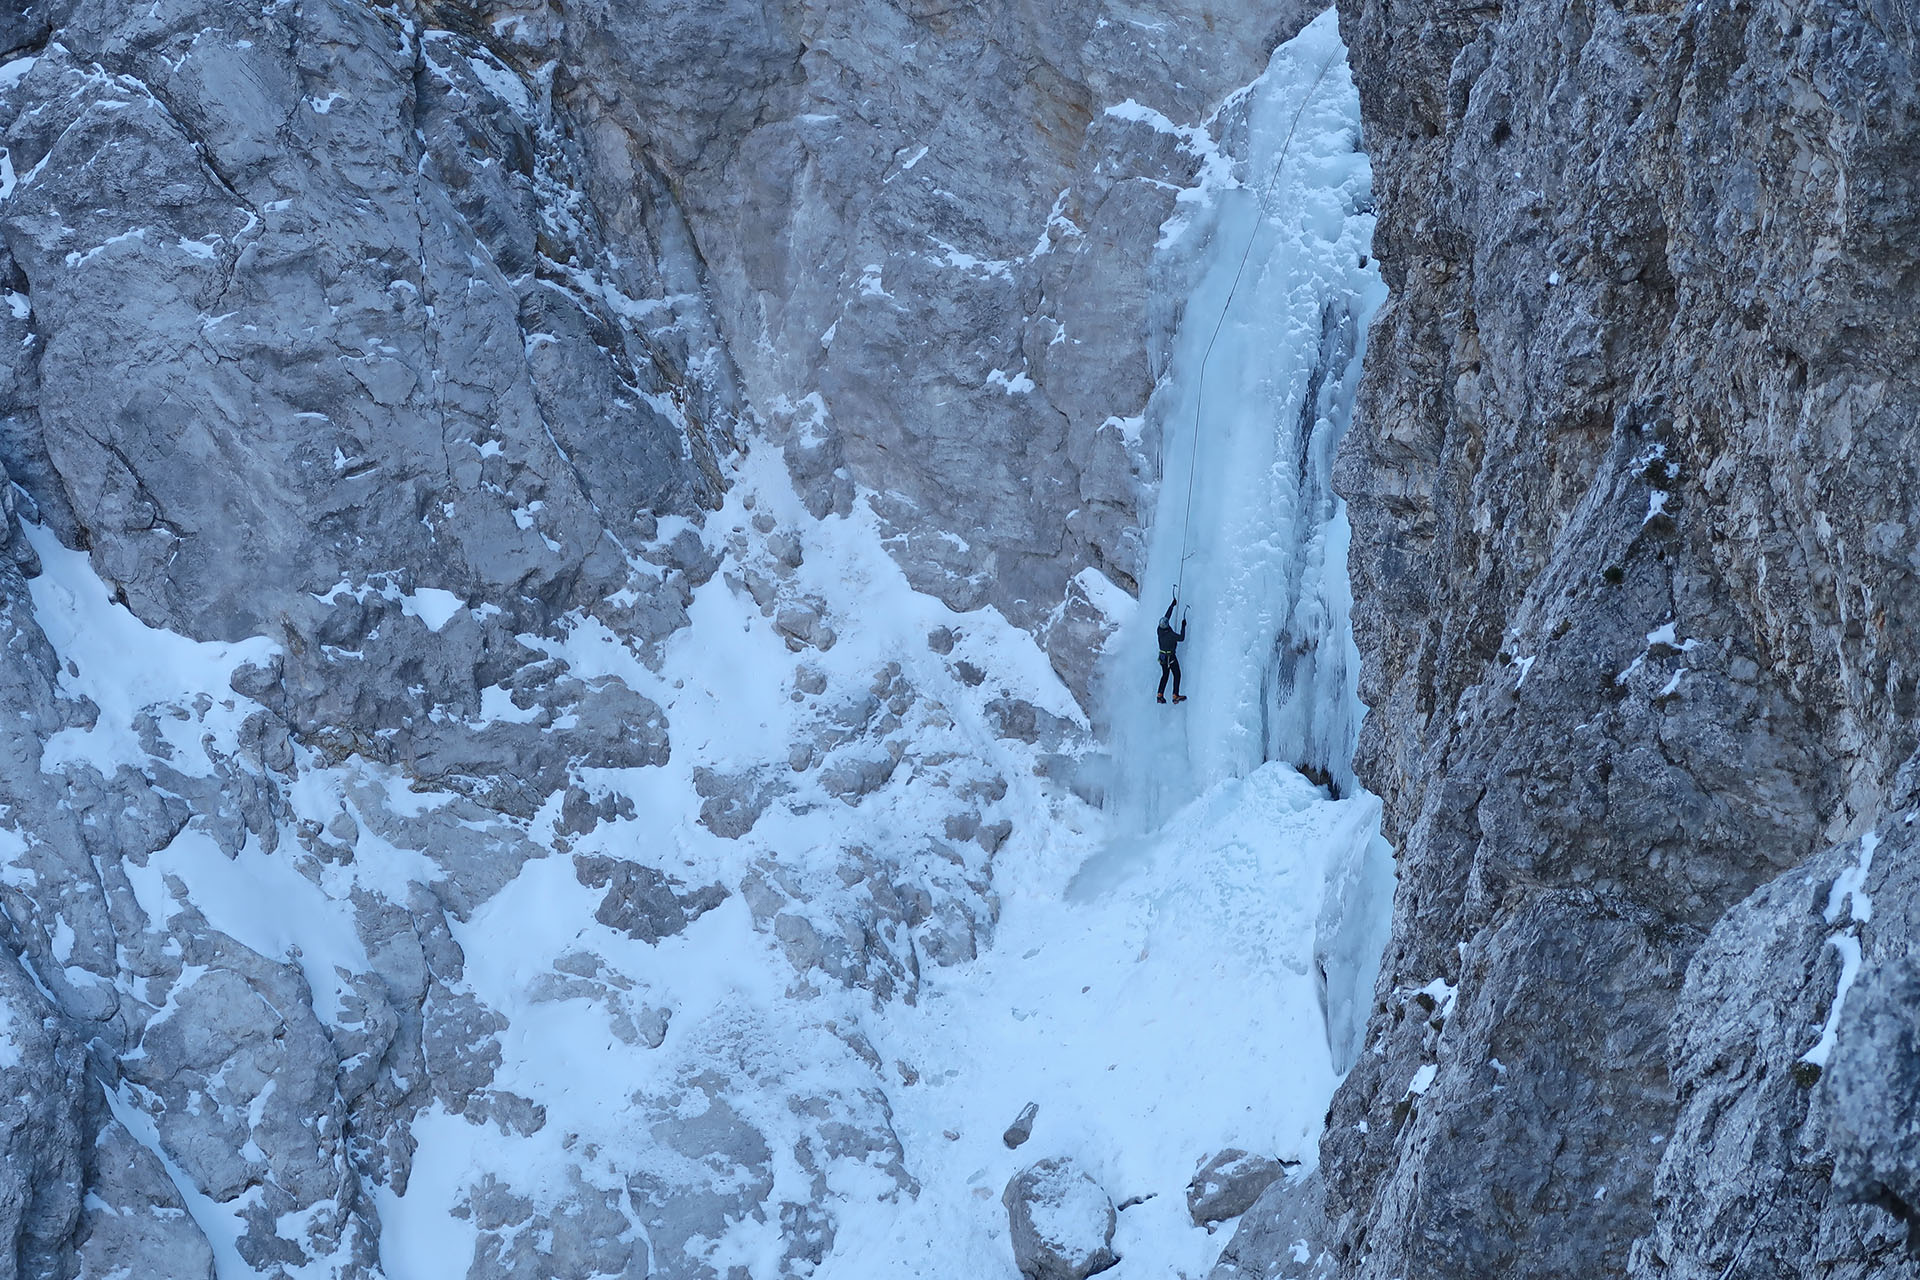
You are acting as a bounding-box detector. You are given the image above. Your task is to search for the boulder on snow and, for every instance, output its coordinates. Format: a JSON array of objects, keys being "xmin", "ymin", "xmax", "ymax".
[
  {"xmin": 572, "ymin": 855, "xmax": 727, "ymax": 943},
  {"xmin": 1003, "ymin": 1101, "xmax": 1039, "ymax": 1149},
  {"xmin": 692, "ymin": 765, "xmax": 789, "ymax": 838},
  {"xmin": 1186, "ymin": 1148, "xmax": 1296, "ymax": 1226},
  {"xmin": 1002, "ymin": 1158, "xmax": 1119, "ymax": 1280}
]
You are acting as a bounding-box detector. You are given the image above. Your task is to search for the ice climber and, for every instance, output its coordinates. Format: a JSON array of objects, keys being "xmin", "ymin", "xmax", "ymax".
[{"xmin": 1156, "ymin": 595, "xmax": 1187, "ymax": 704}]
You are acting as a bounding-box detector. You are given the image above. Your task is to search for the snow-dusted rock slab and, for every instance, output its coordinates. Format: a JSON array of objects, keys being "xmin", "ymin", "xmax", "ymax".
[
  {"xmin": 1829, "ymin": 953, "xmax": 1920, "ymax": 1237},
  {"xmin": 1187, "ymin": 1148, "xmax": 1295, "ymax": 1226},
  {"xmin": 1210, "ymin": 1167, "xmax": 1337, "ymax": 1280}
]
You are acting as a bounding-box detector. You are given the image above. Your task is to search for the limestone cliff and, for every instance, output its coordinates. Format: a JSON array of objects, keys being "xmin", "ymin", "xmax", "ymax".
[
  {"xmin": 7, "ymin": 0, "xmax": 1917, "ymax": 1275},
  {"xmin": 1238, "ymin": 0, "xmax": 1920, "ymax": 1276}
]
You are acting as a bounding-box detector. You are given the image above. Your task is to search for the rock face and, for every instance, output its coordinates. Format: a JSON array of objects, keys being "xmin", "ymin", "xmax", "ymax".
[
  {"xmin": 1827, "ymin": 952, "xmax": 1920, "ymax": 1245},
  {"xmin": 1266, "ymin": 0, "xmax": 1920, "ymax": 1276},
  {"xmin": 1625, "ymin": 829, "xmax": 1920, "ymax": 1279},
  {"xmin": 486, "ymin": 0, "xmax": 1333, "ymax": 703},
  {"xmin": 1209, "ymin": 1168, "xmax": 1338, "ymax": 1280},
  {"xmin": 9, "ymin": 0, "xmax": 727, "ymax": 645},
  {"xmin": 0, "ymin": 947, "xmax": 89, "ymax": 1279},
  {"xmin": 1002, "ymin": 1158, "xmax": 1120, "ymax": 1280}
]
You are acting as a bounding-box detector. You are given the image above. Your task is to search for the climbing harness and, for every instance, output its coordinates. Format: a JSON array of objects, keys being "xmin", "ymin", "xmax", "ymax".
[{"xmin": 1172, "ymin": 52, "xmax": 1344, "ymax": 602}]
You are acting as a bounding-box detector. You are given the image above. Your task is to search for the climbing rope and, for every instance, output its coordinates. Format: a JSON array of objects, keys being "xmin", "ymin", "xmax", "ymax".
[{"xmin": 1173, "ymin": 53, "xmax": 1344, "ymax": 605}]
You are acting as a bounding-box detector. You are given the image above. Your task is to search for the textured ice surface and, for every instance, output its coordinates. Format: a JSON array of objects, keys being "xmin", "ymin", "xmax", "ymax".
[{"xmin": 1106, "ymin": 11, "xmax": 1387, "ymax": 822}]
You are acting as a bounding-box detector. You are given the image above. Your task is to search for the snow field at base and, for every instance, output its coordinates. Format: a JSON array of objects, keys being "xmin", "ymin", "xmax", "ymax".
[
  {"xmin": 828, "ymin": 765, "xmax": 1384, "ymax": 1278},
  {"xmin": 369, "ymin": 445, "xmax": 1381, "ymax": 1279},
  {"xmin": 16, "ymin": 427, "xmax": 1385, "ymax": 1278}
]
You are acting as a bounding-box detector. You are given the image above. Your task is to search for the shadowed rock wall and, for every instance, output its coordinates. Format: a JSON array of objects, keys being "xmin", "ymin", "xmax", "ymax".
[{"xmin": 1259, "ymin": 0, "xmax": 1920, "ymax": 1276}]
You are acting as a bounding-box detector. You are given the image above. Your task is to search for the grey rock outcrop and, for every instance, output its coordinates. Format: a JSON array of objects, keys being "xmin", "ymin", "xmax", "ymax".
[
  {"xmin": 1003, "ymin": 1158, "xmax": 1120, "ymax": 1280},
  {"xmin": 1828, "ymin": 955, "xmax": 1920, "ymax": 1244},
  {"xmin": 1210, "ymin": 1168, "xmax": 1337, "ymax": 1280},
  {"xmin": 8, "ymin": 0, "xmax": 726, "ymax": 645},
  {"xmin": 1188, "ymin": 1149, "xmax": 1295, "ymax": 1228},
  {"xmin": 77, "ymin": 1114, "xmax": 220, "ymax": 1279},
  {"xmin": 456, "ymin": 1171, "xmax": 640, "ymax": 1280},
  {"xmin": 573, "ymin": 855, "xmax": 727, "ymax": 943},
  {"xmin": 1621, "ymin": 826, "xmax": 1920, "ymax": 1280},
  {"xmin": 0, "ymin": 947, "xmax": 87, "ymax": 1279},
  {"xmin": 1299, "ymin": 0, "xmax": 1920, "ymax": 1275}
]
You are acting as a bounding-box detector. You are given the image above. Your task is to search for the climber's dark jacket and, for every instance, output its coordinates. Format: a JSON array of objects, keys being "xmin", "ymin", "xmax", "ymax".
[{"xmin": 1156, "ymin": 598, "xmax": 1186, "ymax": 656}]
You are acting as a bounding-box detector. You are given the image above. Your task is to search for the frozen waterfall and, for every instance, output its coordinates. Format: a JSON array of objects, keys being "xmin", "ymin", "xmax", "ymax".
[
  {"xmin": 1106, "ymin": 10, "xmax": 1386, "ymax": 822},
  {"xmin": 1075, "ymin": 9, "xmax": 1397, "ymax": 1085}
]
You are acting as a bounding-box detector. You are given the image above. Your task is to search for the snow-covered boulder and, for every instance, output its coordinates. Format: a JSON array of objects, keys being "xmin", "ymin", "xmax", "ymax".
[
  {"xmin": 1186, "ymin": 1148, "xmax": 1295, "ymax": 1226},
  {"xmin": 1002, "ymin": 1158, "xmax": 1120, "ymax": 1280}
]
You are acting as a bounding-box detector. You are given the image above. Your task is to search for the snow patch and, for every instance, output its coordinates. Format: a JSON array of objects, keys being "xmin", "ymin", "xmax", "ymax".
[
  {"xmin": 125, "ymin": 828, "xmax": 369, "ymax": 1024},
  {"xmin": 928, "ymin": 238, "xmax": 1014, "ymax": 279},
  {"xmin": 63, "ymin": 226, "xmax": 148, "ymax": 270},
  {"xmin": 1802, "ymin": 933, "xmax": 1864, "ymax": 1070},
  {"xmin": 0, "ymin": 56, "xmax": 37, "ymax": 92},
  {"xmin": 464, "ymin": 52, "xmax": 531, "ymax": 111},
  {"xmin": 1825, "ymin": 829, "xmax": 1877, "ymax": 925},
  {"xmin": 399, "ymin": 588, "xmax": 466, "ymax": 632},
  {"xmin": 1416, "ymin": 976, "xmax": 1458, "ymax": 1020},
  {"xmin": 23, "ymin": 523, "xmax": 277, "ymax": 773},
  {"xmin": 1802, "ymin": 832, "xmax": 1878, "ymax": 1069}
]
